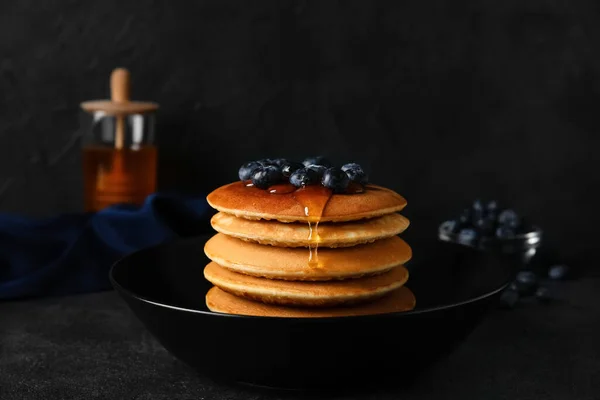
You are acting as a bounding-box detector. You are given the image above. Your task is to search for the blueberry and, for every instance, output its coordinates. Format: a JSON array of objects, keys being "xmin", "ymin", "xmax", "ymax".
[
  {"xmin": 238, "ymin": 161, "xmax": 263, "ymax": 181},
  {"xmin": 459, "ymin": 208, "xmax": 472, "ymax": 225},
  {"xmin": 535, "ymin": 286, "xmax": 552, "ymax": 303},
  {"xmin": 302, "ymin": 156, "xmax": 332, "ymax": 168},
  {"xmin": 498, "ymin": 209, "xmax": 520, "ymax": 228},
  {"xmin": 471, "ymin": 199, "xmax": 484, "ymax": 221},
  {"xmin": 474, "ymin": 218, "xmax": 494, "ymax": 235},
  {"xmin": 495, "ymin": 225, "xmax": 515, "ymax": 239},
  {"xmin": 322, "ymin": 167, "xmax": 350, "ymax": 193},
  {"xmin": 341, "ymin": 163, "xmax": 368, "ymax": 185},
  {"xmin": 289, "ymin": 168, "xmax": 316, "ymax": 187},
  {"xmin": 439, "ymin": 220, "xmax": 459, "ymax": 234},
  {"xmin": 515, "ymin": 270, "xmax": 537, "ymax": 294},
  {"xmin": 305, "ymin": 164, "xmax": 327, "ymax": 179},
  {"xmin": 251, "ymin": 165, "xmax": 283, "ymax": 189},
  {"xmin": 487, "ymin": 200, "xmax": 499, "ymax": 213},
  {"xmin": 281, "ymin": 161, "xmax": 304, "ymax": 178},
  {"xmin": 341, "ymin": 163, "xmax": 361, "ymax": 172},
  {"xmin": 257, "ymin": 158, "xmax": 277, "ymax": 166},
  {"xmin": 472, "ymin": 199, "xmax": 484, "ymax": 212},
  {"xmin": 548, "ymin": 264, "xmax": 569, "ymax": 280},
  {"xmin": 457, "ymin": 228, "xmax": 477, "ymax": 245},
  {"xmin": 499, "ymin": 288, "xmax": 519, "ymax": 308}
]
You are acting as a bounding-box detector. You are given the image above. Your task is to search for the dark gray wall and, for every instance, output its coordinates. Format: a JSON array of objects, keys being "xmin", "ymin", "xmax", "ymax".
[{"xmin": 0, "ymin": 0, "xmax": 597, "ymax": 264}]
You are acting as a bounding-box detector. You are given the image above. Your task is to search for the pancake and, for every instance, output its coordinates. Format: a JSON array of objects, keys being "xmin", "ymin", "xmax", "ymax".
[
  {"xmin": 210, "ymin": 212, "xmax": 410, "ymax": 248},
  {"xmin": 204, "ymin": 233, "xmax": 412, "ymax": 281},
  {"xmin": 204, "ymin": 262, "xmax": 409, "ymax": 306},
  {"xmin": 206, "ymin": 182, "xmax": 407, "ymax": 223},
  {"xmin": 205, "ymin": 286, "xmax": 416, "ymax": 317}
]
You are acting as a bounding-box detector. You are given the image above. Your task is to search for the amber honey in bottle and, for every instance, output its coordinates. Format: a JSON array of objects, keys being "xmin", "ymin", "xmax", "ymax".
[{"xmin": 80, "ymin": 68, "xmax": 159, "ymax": 212}]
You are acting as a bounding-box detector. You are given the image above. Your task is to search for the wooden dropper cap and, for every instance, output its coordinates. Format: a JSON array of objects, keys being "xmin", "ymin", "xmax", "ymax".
[{"xmin": 80, "ymin": 67, "xmax": 159, "ymax": 116}]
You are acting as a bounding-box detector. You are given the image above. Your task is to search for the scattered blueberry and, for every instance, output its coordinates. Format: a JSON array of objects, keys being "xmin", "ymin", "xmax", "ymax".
[
  {"xmin": 341, "ymin": 163, "xmax": 368, "ymax": 185},
  {"xmin": 302, "ymin": 156, "xmax": 332, "ymax": 168},
  {"xmin": 548, "ymin": 264, "xmax": 569, "ymax": 280},
  {"xmin": 305, "ymin": 164, "xmax": 328, "ymax": 179},
  {"xmin": 515, "ymin": 270, "xmax": 538, "ymax": 294},
  {"xmin": 281, "ymin": 161, "xmax": 304, "ymax": 178},
  {"xmin": 457, "ymin": 228, "xmax": 478, "ymax": 245},
  {"xmin": 535, "ymin": 286, "xmax": 552, "ymax": 303},
  {"xmin": 495, "ymin": 225, "xmax": 515, "ymax": 239},
  {"xmin": 322, "ymin": 167, "xmax": 350, "ymax": 194},
  {"xmin": 238, "ymin": 161, "xmax": 263, "ymax": 181},
  {"xmin": 499, "ymin": 288, "xmax": 519, "ymax": 308},
  {"xmin": 440, "ymin": 220, "xmax": 459, "ymax": 234},
  {"xmin": 289, "ymin": 168, "xmax": 316, "ymax": 188},
  {"xmin": 251, "ymin": 165, "xmax": 283, "ymax": 189},
  {"xmin": 498, "ymin": 209, "xmax": 520, "ymax": 229}
]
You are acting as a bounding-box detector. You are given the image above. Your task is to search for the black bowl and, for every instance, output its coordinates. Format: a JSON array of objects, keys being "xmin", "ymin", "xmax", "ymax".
[{"xmin": 110, "ymin": 235, "xmax": 513, "ymax": 391}]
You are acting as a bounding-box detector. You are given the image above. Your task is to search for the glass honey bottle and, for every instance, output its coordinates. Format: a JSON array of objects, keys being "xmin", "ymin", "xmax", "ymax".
[{"xmin": 80, "ymin": 68, "xmax": 159, "ymax": 212}]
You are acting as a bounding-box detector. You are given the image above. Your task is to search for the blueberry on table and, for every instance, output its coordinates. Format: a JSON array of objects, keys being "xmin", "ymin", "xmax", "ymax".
[
  {"xmin": 515, "ymin": 270, "xmax": 538, "ymax": 294},
  {"xmin": 495, "ymin": 225, "xmax": 515, "ymax": 239},
  {"xmin": 305, "ymin": 164, "xmax": 327, "ymax": 179},
  {"xmin": 498, "ymin": 209, "xmax": 520, "ymax": 228},
  {"xmin": 289, "ymin": 168, "xmax": 315, "ymax": 187},
  {"xmin": 281, "ymin": 161, "xmax": 304, "ymax": 178},
  {"xmin": 457, "ymin": 228, "xmax": 477, "ymax": 245},
  {"xmin": 341, "ymin": 163, "xmax": 369, "ymax": 185},
  {"xmin": 302, "ymin": 156, "xmax": 332, "ymax": 168},
  {"xmin": 239, "ymin": 161, "xmax": 263, "ymax": 181},
  {"xmin": 548, "ymin": 264, "xmax": 569, "ymax": 280},
  {"xmin": 251, "ymin": 165, "xmax": 283, "ymax": 189},
  {"xmin": 322, "ymin": 167, "xmax": 350, "ymax": 193},
  {"xmin": 499, "ymin": 288, "xmax": 519, "ymax": 308}
]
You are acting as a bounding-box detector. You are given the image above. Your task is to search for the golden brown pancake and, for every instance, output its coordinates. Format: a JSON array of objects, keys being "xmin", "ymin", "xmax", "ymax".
[
  {"xmin": 204, "ymin": 233, "xmax": 412, "ymax": 281},
  {"xmin": 206, "ymin": 286, "xmax": 416, "ymax": 317},
  {"xmin": 210, "ymin": 212, "xmax": 410, "ymax": 248},
  {"xmin": 206, "ymin": 182, "xmax": 407, "ymax": 223},
  {"xmin": 204, "ymin": 262, "xmax": 409, "ymax": 307}
]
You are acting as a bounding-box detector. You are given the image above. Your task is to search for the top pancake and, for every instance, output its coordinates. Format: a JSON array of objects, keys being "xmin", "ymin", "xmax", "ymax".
[{"xmin": 206, "ymin": 182, "xmax": 407, "ymax": 223}]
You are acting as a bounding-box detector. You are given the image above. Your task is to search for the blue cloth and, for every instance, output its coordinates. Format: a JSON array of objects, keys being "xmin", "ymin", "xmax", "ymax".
[{"xmin": 0, "ymin": 194, "xmax": 211, "ymax": 301}]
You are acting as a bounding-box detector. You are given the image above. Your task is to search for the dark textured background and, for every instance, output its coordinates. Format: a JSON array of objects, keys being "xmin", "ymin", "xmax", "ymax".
[{"xmin": 0, "ymin": 0, "xmax": 598, "ymax": 264}]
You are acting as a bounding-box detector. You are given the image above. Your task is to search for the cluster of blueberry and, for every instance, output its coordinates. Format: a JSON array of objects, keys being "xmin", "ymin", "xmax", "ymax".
[
  {"xmin": 238, "ymin": 156, "xmax": 369, "ymax": 193},
  {"xmin": 500, "ymin": 264, "xmax": 569, "ymax": 308},
  {"xmin": 439, "ymin": 199, "xmax": 533, "ymax": 243}
]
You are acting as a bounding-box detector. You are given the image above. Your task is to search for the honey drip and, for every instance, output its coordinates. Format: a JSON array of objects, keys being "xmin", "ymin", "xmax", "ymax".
[
  {"xmin": 246, "ymin": 180, "xmax": 367, "ymax": 268},
  {"xmin": 292, "ymin": 185, "xmax": 333, "ymax": 268}
]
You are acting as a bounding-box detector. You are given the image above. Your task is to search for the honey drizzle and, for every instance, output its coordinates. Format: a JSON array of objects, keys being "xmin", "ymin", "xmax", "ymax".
[
  {"xmin": 292, "ymin": 185, "xmax": 333, "ymax": 268},
  {"xmin": 254, "ymin": 181, "xmax": 367, "ymax": 268}
]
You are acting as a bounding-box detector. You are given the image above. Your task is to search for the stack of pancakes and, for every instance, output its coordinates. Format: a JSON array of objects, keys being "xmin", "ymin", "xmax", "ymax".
[{"xmin": 203, "ymin": 181, "xmax": 415, "ymax": 317}]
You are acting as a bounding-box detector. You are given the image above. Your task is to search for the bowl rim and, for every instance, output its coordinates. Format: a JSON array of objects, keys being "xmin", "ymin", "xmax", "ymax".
[
  {"xmin": 438, "ymin": 226, "xmax": 543, "ymax": 247},
  {"xmin": 109, "ymin": 241, "xmax": 512, "ymax": 323}
]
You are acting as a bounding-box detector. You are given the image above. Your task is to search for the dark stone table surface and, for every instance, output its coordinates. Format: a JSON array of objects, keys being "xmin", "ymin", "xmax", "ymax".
[{"xmin": 1, "ymin": 277, "xmax": 599, "ymax": 400}]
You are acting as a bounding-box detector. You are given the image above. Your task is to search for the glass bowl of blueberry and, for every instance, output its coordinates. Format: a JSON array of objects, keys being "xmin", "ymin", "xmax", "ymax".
[{"xmin": 438, "ymin": 200, "xmax": 542, "ymax": 264}]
